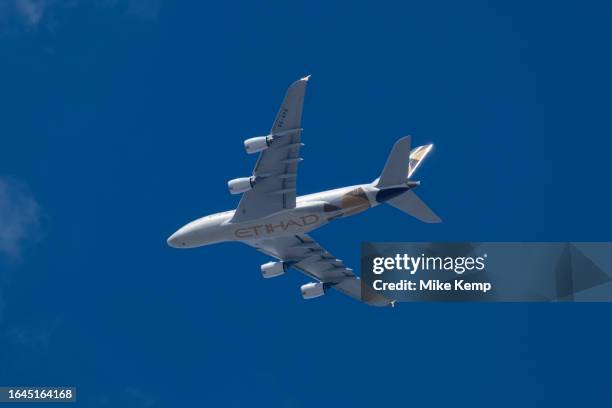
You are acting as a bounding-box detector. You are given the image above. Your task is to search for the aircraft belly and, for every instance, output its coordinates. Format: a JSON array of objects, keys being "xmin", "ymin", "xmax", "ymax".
[
  {"xmin": 329, "ymin": 185, "xmax": 375, "ymax": 217},
  {"xmin": 229, "ymin": 185, "xmax": 380, "ymax": 241},
  {"xmin": 231, "ymin": 211, "xmax": 328, "ymax": 241}
]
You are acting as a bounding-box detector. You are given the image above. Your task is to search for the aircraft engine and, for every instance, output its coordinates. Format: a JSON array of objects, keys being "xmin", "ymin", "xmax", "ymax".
[
  {"xmin": 244, "ymin": 136, "xmax": 272, "ymax": 154},
  {"xmin": 300, "ymin": 282, "xmax": 326, "ymax": 300},
  {"xmin": 261, "ymin": 261, "xmax": 287, "ymax": 279},
  {"xmin": 228, "ymin": 176, "xmax": 255, "ymax": 195}
]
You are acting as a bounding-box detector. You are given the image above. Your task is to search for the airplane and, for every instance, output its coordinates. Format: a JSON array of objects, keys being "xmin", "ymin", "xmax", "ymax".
[{"xmin": 167, "ymin": 76, "xmax": 441, "ymax": 307}]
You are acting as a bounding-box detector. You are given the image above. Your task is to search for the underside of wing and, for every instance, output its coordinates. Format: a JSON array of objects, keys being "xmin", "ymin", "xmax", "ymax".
[
  {"xmin": 247, "ymin": 234, "xmax": 392, "ymax": 307},
  {"xmin": 231, "ymin": 77, "xmax": 310, "ymax": 223}
]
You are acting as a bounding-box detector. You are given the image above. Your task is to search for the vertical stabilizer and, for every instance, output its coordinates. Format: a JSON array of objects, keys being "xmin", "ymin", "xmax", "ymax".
[
  {"xmin": 408, "ymin": 144, "xmax": 433, "ymax": 178},
  {"xmin": 376, "ymin": 136, "xmax": 412, "ymax": 188}
]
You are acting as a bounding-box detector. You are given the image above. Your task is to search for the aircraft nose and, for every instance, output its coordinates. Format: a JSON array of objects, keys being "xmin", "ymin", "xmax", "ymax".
[{"xmin": 167, "ymin": 231, "xmax": 185, "ymax": 248}]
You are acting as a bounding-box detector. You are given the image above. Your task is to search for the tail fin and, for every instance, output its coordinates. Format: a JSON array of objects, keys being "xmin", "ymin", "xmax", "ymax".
[
  {"xmin": 408, "ymin": 144, "xmax": 434, "ymax": 178},
  {"xmin": 376, "ymin": 136, "xmax": 412, "ymax": 188},
  {"xmin": 387, "ymin": 190, "xmax": 442, "ymax": 223},
  {"xmin": 375, "ymin": 137, "xmax": 434, "ymax": 187},
  {"xmin": 375, "ymin": 137, "xmax": 440, "ymax": 223}
]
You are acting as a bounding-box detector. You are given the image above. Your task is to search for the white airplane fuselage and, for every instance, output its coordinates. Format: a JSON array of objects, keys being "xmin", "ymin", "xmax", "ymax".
[{"xmin": 167, "ymin": 182, "xmax": 407, "ymax": 249}]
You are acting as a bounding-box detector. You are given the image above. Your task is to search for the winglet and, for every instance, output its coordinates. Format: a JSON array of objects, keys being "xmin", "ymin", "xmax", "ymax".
[{"xmin": 300, "ymin": 74, "xmax": 311, "ymax": 81}]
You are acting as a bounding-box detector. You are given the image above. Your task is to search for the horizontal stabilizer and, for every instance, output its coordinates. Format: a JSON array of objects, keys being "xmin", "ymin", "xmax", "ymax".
[{"xmin": 387, "ymin": 190, "xmax": 441, "ymax": 223}]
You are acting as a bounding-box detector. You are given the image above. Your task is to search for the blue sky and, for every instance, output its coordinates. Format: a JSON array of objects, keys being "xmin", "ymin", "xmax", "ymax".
[{"xmin": 1, "ymin": 1, "xmax": 611, "ymax": 406}]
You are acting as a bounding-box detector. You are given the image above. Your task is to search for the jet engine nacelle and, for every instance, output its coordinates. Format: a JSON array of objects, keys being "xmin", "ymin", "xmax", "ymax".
[
  {"xmin": 300, "ymin": 282, "xmax": 326, "ymax": 300},
  {"xmin": 261, "ymin": 261, "xmax": 287, "ymax": 279},
  {"xmin": 228, "ymin": 176, "xmax": 255, "ymax": 195},
  {"xmin": 244, "ymin": 136, "xmax": 273, "ymax": 154}
]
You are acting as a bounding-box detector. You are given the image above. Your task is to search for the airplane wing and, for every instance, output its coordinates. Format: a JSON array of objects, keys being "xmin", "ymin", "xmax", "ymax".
[
  {"xmin": 231, "ymin": 76, "xmax": 310, "ymax": 223},
  {"xmin": 247, "ymin": 234, "xmax": 392, "ymax": 307}
]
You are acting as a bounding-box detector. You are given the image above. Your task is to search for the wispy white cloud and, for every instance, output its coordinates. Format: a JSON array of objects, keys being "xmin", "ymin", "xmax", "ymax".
[
  {"xmin": 2, "ymin": 0, "xmax": 76, "ymax": 29},
  {"xmin": 0, "ymin": 0, "xmax": 161, "ymax": 32},
  {"xmin": 15, "ymin": 0, "xmax": 47, "ymax": 26},
  {"xmin": 0, "ymin": 177, "xmax": 41, "ymax": 323},
  {"xmin": 0, "ymin": 176, "xmax": 41, "ymax": 261},
  {"xmin": 0, "ymin": 0, "xmax": 71, "ymax": 33}
]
